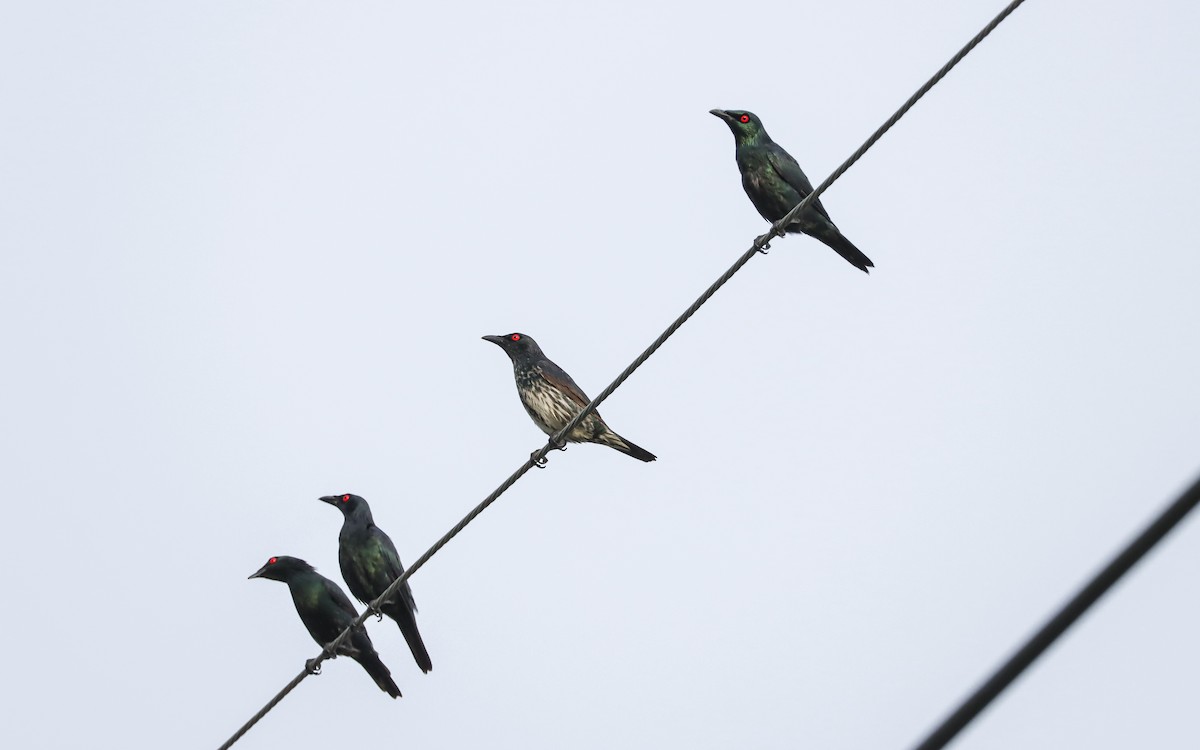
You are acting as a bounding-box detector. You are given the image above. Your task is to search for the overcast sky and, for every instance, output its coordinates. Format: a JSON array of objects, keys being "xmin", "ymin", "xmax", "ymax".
[{"xmin": 4, "ymin": 1, "xmax": 1200, "ymax": 748}]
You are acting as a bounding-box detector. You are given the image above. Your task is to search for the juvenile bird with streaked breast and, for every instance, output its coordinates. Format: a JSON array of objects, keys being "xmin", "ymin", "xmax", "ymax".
[
  {"xmin": 248, "ymin": 555, "xmax": 402, "ymax": 698},
  {"xmin": 319, "ymin": 492, "xmax": 432, "ymax": 674},
  {"xmin": 710, "ymin": 108, "xmax": 874, "ymax": 273},
  {"xmin": 483, "ymin": 332, "xmax": 656, "ymax": 462}
]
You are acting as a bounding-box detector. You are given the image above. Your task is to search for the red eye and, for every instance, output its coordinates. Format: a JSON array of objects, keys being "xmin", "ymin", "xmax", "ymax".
[
  {"xmin": 739, "ymin": 114, "xmax": 750, "ymax": 123},
  {"xmin": 341, "ymin": 494, "xmax": 349, "ymax": 503},
  {"xmin": 511, "ymin": 334, "xmax": 520, "ymax": 341},
  {"xmin": 268, "ymin": 556, "xmax": 277, "ymax": 564}
]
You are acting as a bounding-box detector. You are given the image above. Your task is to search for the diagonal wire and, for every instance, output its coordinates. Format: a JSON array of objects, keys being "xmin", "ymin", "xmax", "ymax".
[
  {"xmin": 907, "ymin": 471, "xmax": 1200, "ymax": 750},
  {"xmin": 216, "ymin": 2, "xmax": 1028, "ymax": 746},
  {"xmin": 771, "ymin": 0, "xmax": 1028, "ymax": 239}
]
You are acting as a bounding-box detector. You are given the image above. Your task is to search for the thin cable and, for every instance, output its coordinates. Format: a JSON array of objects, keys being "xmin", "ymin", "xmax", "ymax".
[
  {"xmin": 908, "ymin": 471, "xmax": 1200, "ymax": 750},
  {"xmin": 771, "ymin": 0, "xmax": 1028, "ymax": 239},
  {"xmin": 216, "ymin": 2, "xmax": 1028, "ymax": 745}
]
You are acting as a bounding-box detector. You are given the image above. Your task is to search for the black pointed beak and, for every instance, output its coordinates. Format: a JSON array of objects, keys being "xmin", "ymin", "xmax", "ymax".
[
  {"xmin": 482, "ymin": 335, "xmax": 505, "ymax": 346},
  {"xmin": 709, "ymin": 109, "xmax": 733, "ymax": 122},
  {"xmin": 248, "ymin": 565, "xmax": 268, "ymax": 580},
  {"xmin": 318, "ymin": 495, "xmax": 340, "ymax": 506}
]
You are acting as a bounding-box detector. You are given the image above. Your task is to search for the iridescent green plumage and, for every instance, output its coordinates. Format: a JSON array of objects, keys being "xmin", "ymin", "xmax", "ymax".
[
  {"xmin": 711, "ymin": 109, "xmax": 874, "ymax": 273},
  {"xmin": 320, "ymin": 494, "xmax": 432, "ymax": 673},
  {"xmin": 249, "ymin": 555, "xmax": 402, "ymax": 697}
]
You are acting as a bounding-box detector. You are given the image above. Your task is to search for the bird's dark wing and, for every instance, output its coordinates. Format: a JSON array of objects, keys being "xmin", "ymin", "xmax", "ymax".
[
  {"xmin": 765, "ymin": 146, "xmax": 833, "ymax": 223},
  {"xmin": 342, "ymin": 538, "xmax": 391, "ymax": 598},
  {"xmin": 535, "ymin": 359, "xmax": 590, "ymax": 407},
  {"xmin": 297, "ymin": 575, "xmax": 360, "ymax": 646},
  {"xmin": 371, "ymin": 526, "xmax": 418, "ymax": 613},
  {"xmin": 340, "ymin": 527, "xmax": 418, "ymax": 613},
  {"xmin": 322, "ymin": 576, "xmax": 362, "ymax": 624}
]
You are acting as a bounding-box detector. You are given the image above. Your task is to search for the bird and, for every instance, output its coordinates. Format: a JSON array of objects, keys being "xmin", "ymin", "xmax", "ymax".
[
  {"xmin": 319, "ymin": 493, "xmax": 433, "ymax": 674},
  {"xmin": 710, "ymin": 108, "xmax": 874, "ymax": 273},
  {"xmin": 248, "ymin": 555, "xmax": 402, "ymax": 698},
  {"xmin": 483, "ymin": 332, "xmax": 656, "ymax": 462}
]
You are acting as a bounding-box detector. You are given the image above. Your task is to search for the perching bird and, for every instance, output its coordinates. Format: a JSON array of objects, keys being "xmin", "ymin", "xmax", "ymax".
[
  {"xmin": 483, "ymin": 332, "xmax": 656, "ymax": 462},
  {"xmin": 319, "ymin": 493, "xmax": 432, "ymax": 674},
  {"xmin": 710, "ymin": 109, "xmax": 873, "ymax": 273},
  {"xmin": 248, "ymin": 555, "xmax": 402, "ymax": 698}
]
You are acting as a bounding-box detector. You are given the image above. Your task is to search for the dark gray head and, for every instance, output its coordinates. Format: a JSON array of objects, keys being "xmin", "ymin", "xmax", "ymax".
[
  {"xmin": 710, "ymin": 109, "xmax": 770, "ymax": 146},
  {"xmin": 483, "ymin": 332, "xmax": 545, "ymax": 363},
  {"xmin": 319, "ymin": 492, "xmax": 373, "ymax": 522},
  {"xmin": 248, "ymin": 555, "xmax": 314, "ymax": 582}
]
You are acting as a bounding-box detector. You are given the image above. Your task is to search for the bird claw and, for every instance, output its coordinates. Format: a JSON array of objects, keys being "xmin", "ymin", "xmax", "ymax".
[
  {"xmin": 368, "ymin": 606, "xmax": 384, "ymax": 622},
  {"xmin": 753, "ymin": 232, "xmax": 772, "ymax": 254},
  {"xmin": 305, "ymin": 658, "xmax": 323, "ymax": 675},
  {"xmin": 531, "ymin": 450, "xmax": 549, "ymax": 468}
]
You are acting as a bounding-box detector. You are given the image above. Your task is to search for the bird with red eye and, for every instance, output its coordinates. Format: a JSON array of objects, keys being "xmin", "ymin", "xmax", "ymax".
[
  {"xmin": 319, "ymin": 493, "xmax": 433, "ymax": 674},
  {"xmin": 482, "ymin": 332, "xmax": 656, "ymax": 463},
  {"xmin": 247, "ymin": 554, "xmax": 403, "ymax": 698},
  {"xmin": 708, "ymin": 108, "xmax": 874, "ymax": 273}
]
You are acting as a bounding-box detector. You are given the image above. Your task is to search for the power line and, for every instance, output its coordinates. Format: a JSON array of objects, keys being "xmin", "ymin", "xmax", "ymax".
[
  {"xmin": 216, "ymin": 2, "xmax": 1029, "ymax": 747},
  {"xmin": 908, "ymin": 471, "xmax": 1200, "ymax": 750},
  {"xmin": 771, "ymin": 0, "xmax": 1027, "ymax": 237}
]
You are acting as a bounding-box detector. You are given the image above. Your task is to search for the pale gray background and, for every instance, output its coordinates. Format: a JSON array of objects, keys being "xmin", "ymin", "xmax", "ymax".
[{"xmin": 3, "ymin": 1, "xmax": 1199, "ymax": 748}]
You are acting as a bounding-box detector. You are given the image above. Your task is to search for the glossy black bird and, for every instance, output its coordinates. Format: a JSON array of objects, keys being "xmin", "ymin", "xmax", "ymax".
[
  {"xmin": 319, "ymin": 493, "xmax": 432, "ymax": 674},
  {"xmin": 483, "ymin": 332, "xmax": 656, "ymax": 462},
  {"xmin": 710, "ymin": 108, "xmax": 873, "ymax": 273},
  {"xmin": 249, "ymin": 555, "xmax": 402, "ymax": 698}
]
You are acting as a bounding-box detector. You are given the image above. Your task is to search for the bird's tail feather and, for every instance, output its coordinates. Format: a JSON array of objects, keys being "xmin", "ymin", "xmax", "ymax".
[
  {"xmin": 811, "ymin": 225, "xmax": 874, "ymax": 273},
  {"xmin": 386, "ymin": 603, "xmax": 433, "ymax": 674},
  {"xmin": 353, "ymin": 651, "xmax": 402, "ymax": 698},
  {"xmin": 598, "ymin": 431, "xmax": 657, "ymax": 462}
]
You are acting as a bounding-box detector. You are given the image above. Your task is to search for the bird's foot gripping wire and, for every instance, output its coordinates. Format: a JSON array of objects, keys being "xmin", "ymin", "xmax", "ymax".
[
  {"xmin": 531, "ymin": 440, "xmax": 567, "ymax": 469},
  {"xmin": 367, "ymin": 604, "xmax": 384, "ymax": 622},
  {"xmin": 753, "ymin": 232, "xmax": 773, "ymax": 254},
  {"xmin": 304, "ymin": 658, "xmax": 323, "ymax": 675}
]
